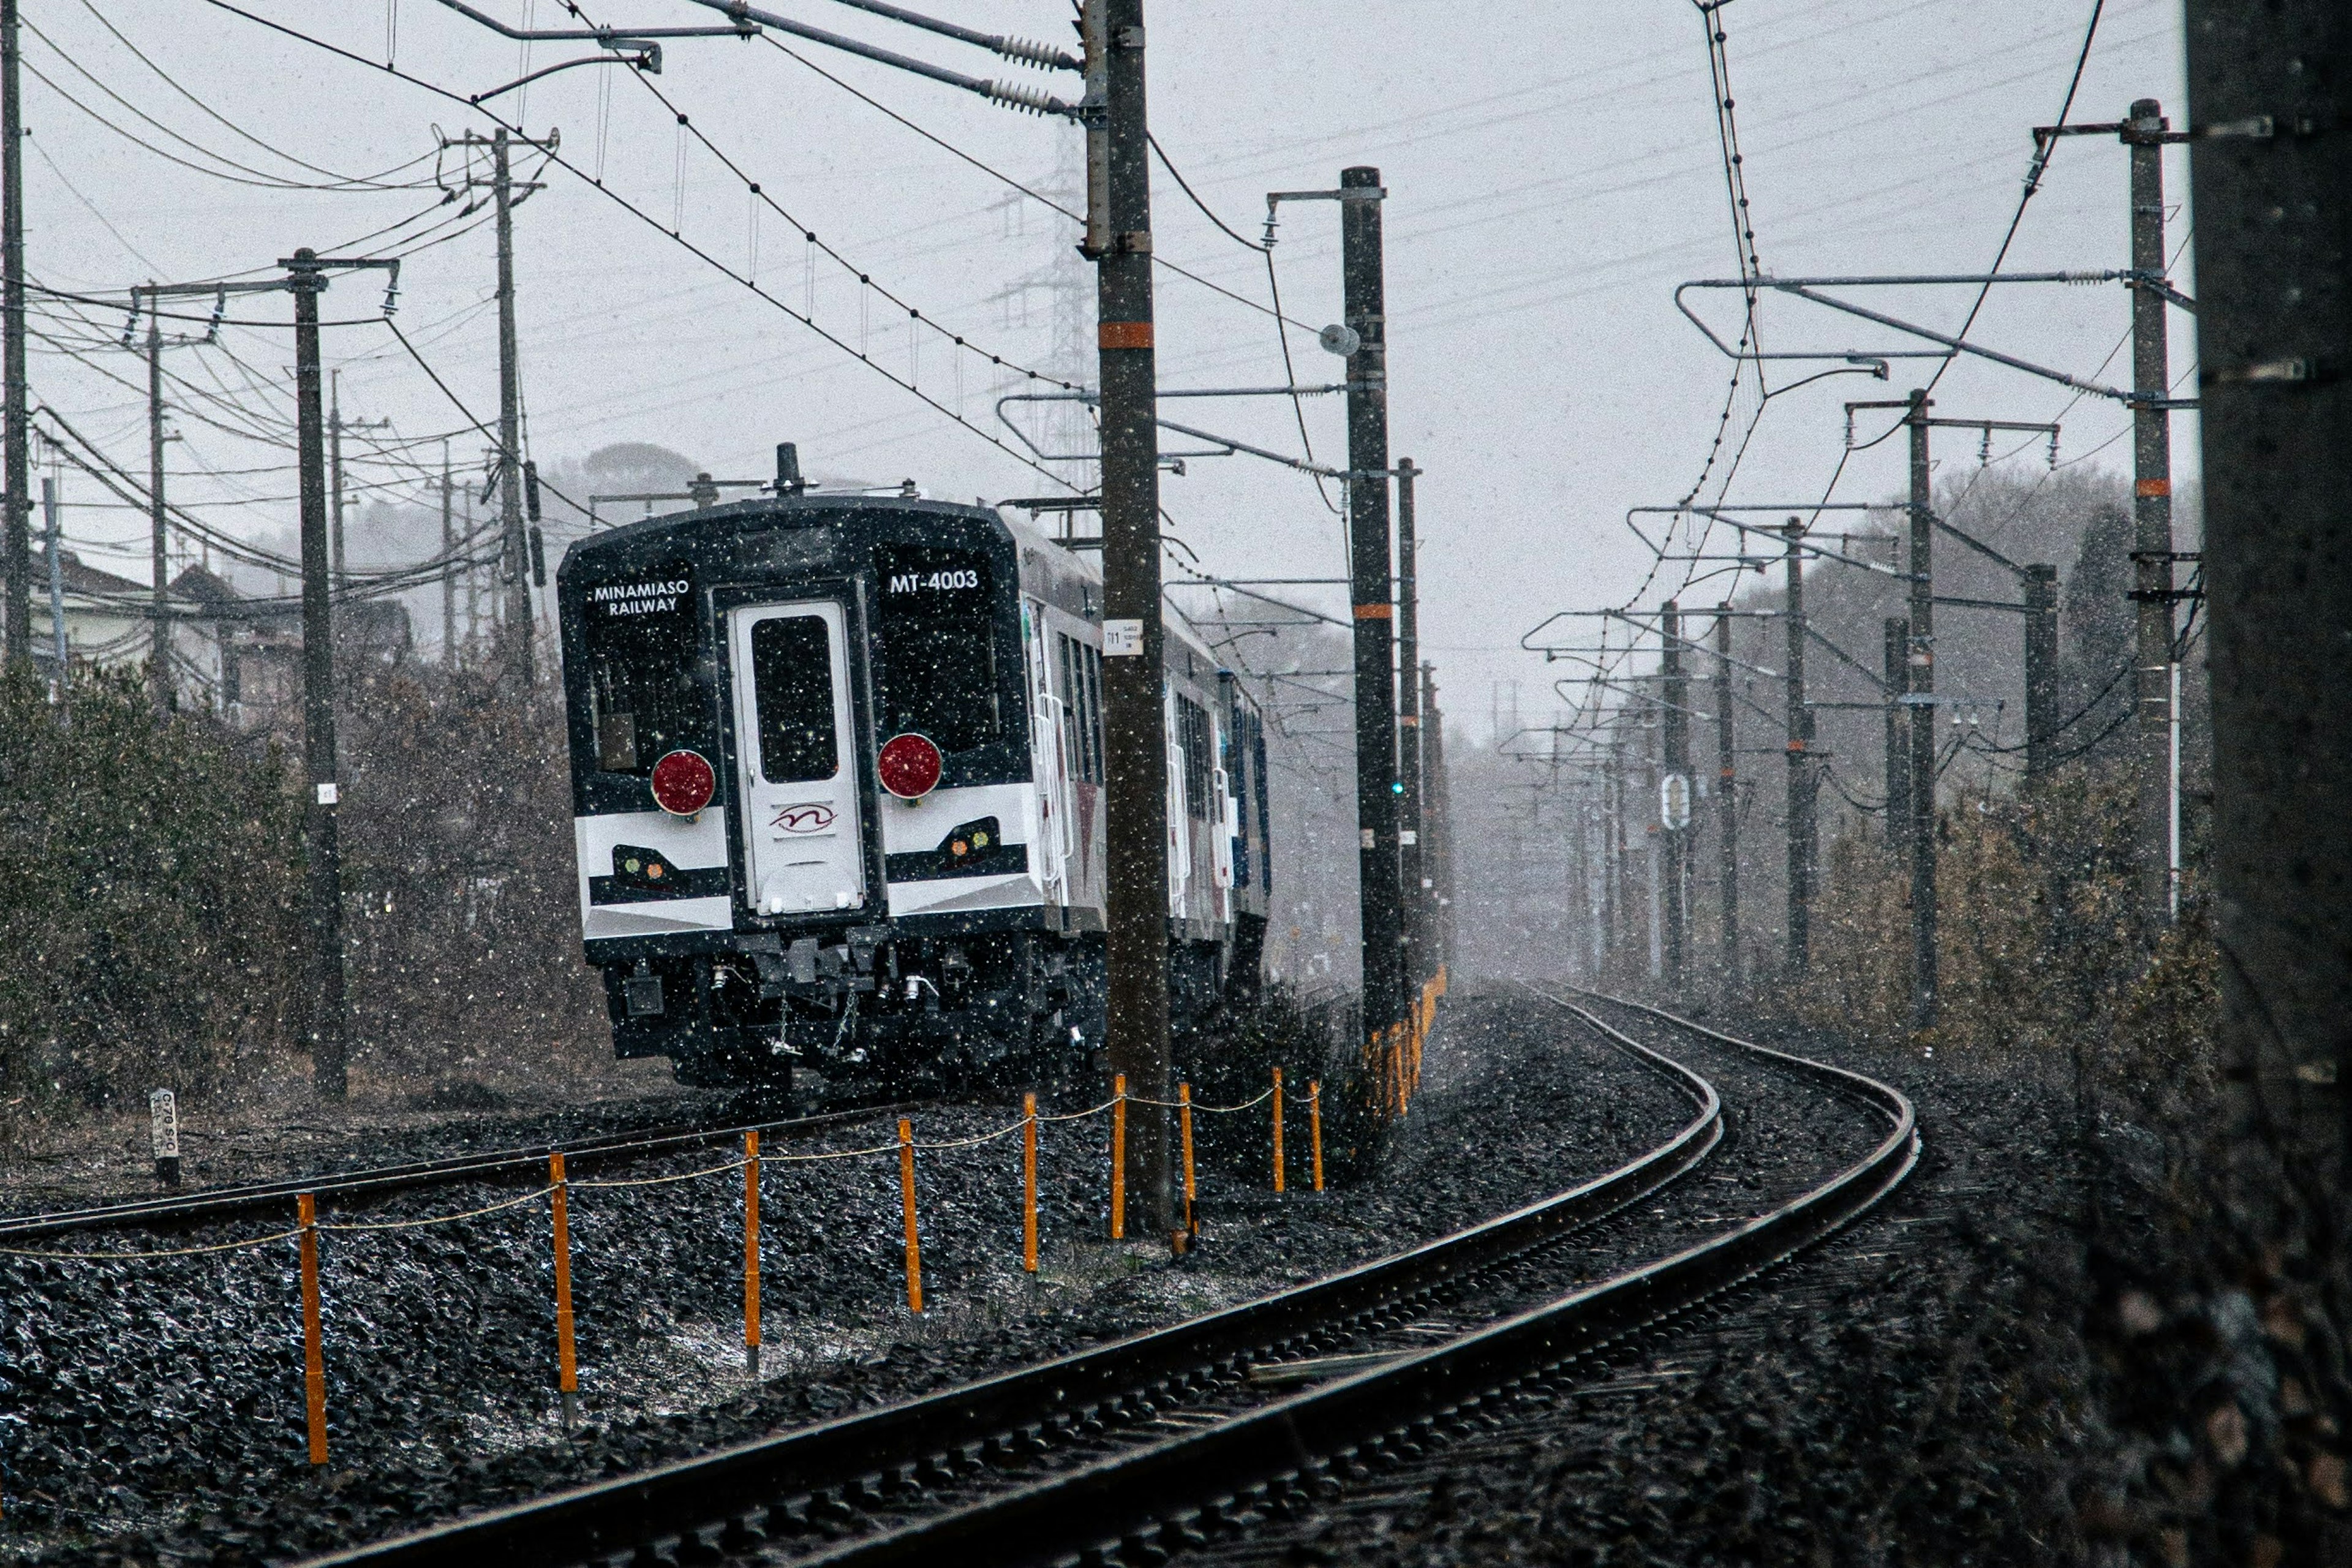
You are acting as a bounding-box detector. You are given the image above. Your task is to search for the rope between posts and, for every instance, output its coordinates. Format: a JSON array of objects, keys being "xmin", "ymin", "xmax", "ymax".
[
  {"xmin": 0, "ymin": 1227, "xmax": 307, "ymax": 1261},
  {"xmin": 909, "ymin": 1118, "xmax": 1030, "ymax": 1153},
  {"xmin": 316, "ymin": 1186, "xmax": 557, "ymax": 1231},
  {"xmin": 1036, "ymin": 1096, "xmax": 1119, "ymax": 1124},
  {"xmin": 570, "ymin": 1156, "xmax": 750, "ymax": 1190},
  {"xmin": 1129, "ymin": 1087, "xmax": 1276, "ymax": 1114}
]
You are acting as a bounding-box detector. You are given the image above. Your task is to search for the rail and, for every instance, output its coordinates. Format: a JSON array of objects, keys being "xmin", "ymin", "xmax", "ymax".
[{"xmin": 293, "ymin": 990, "xmax": 1722, "ymax": 1568}]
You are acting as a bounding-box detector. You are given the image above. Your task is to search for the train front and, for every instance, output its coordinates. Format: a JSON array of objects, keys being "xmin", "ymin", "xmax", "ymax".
[{"xmin": 556, "ymin": 496, "xmax": 1058, "ymax": 1091}]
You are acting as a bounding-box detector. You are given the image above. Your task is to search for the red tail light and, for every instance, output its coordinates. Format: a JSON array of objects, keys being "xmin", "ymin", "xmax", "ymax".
[
  {"xmin": 878, "ymin": 732, "xmax": 944, "ymax": 799},
  {"xmin": 649, "ymin": 749, "xmax": 717, "ymax": 816}
]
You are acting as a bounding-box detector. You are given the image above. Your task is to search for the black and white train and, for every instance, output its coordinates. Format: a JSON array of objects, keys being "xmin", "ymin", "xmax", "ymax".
[{"xmin": 556, "ymin": 473, "xmax": 1273, "ymax": 1091}]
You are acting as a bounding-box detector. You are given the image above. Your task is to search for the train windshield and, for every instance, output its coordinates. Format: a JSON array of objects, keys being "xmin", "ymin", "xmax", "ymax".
[
  {"xmin": 580, "ymin": 565, "xmax": 701, "ymax": 775},
  {"xmin": 872, "ymin": 543, "xmax": 1001, "ymax": 753}
]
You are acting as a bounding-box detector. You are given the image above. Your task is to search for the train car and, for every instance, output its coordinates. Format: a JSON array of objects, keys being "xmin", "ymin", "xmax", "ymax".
[{"xmin": 555, "ymin": 479, "xmax": 1272, "ymax": 1091}]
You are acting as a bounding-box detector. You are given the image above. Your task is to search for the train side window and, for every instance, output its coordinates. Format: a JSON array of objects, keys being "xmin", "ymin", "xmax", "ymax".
[
  {"xmin": 582, "ymin": 567, "xmax": 700, "ymax": 776},
  {"xmin": 1057, "ymin": 633, "xmax": 1085, "ymax": 783},
  {"xmin": 748, "ymin": 614, "xmax": 839, "ymax": 783},
  {"xmin": 873, "ymin": 545, "xmax": 1001, "ymax": 753},
  {"xmin": 1177, "ymin": 695, "xmax": 1212, "ymax": 818},
  {"xmin": 1083, "ymin": 642, "xmax": 1106, "ymax": 783}
]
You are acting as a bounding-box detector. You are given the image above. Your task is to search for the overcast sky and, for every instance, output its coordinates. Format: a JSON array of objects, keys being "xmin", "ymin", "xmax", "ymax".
[{"xmin": 26, "ymin": 0, "xmax": 2190, "ymax": 738}]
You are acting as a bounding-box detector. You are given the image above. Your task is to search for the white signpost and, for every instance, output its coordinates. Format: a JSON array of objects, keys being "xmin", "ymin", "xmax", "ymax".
[{"xmin": 1660, "ymin": 772, "xmax": 1693, "ymax": 833}]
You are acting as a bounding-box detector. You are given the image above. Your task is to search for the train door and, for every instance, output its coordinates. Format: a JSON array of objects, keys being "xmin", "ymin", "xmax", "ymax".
[
  {"xmin": 1023, "ymin": 604, "xmax": 1072, "ymax": 905},
  {"xmin": 725, "ymin": 600, "xmax": 869, "ymax": 918},
  {"xmin": 1164, "ymin": 682, "xmax": 1191, "ymax": 916},
  {"xmin": 1210, "ymin": 709, "xmax": 1236, "ymax": 924}
]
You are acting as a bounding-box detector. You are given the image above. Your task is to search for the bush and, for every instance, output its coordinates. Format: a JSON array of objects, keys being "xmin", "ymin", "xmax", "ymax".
[{"xmin": 0, "ymin": 665, "xmax": 303, "ymax": 1116}]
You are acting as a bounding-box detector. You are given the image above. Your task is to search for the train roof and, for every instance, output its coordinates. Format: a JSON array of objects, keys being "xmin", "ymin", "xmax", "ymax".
[{"xmin": 557, "ymin": 493, "xmax": 1231, "ymax": 684}]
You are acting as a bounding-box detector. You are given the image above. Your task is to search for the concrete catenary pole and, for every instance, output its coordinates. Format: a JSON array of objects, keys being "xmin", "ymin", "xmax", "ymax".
[
  {"xmin": 440, "ymin": 442, "xmax": 457, "ymax": 668},
  {"xmin": 2126, "ymin": 96, "xmax": 2177, "ymax": 926},
  {"xmin": 492, "ymin": 128, "xmax": 533, "ymax": 687},
  {"xmin": 1422, "ymin": 663, "xmax": 1454, "ymax": 969},
  {"xmin": 146, "ymin": 297, "xmax": 170, "ymax": 712},
  {"xmin": 0, "ymin": 0, "xmax": 24, "ymax": 667},
  {"xmin": 1905, "ymin": 390, "xmax": 1938, "ymax": 1033},
  {"xmin": 2183, "ymin": 0, "xmax": 2352, "ymax": 1225},
  {"xmin": 1342, "ymin": 165, "xmax": 1403, "ymax": 1046},
  {"xmin": 2023, "ymin": 564, "xmax": 2059, "ymax": 784},
  {"xmin": 1659, "ymin": 600, "xmax": 1688, "ymax": 985},
  {"xmin": 328, "ymin": 374, "xmax": 345, "ymax": 589},
  {"xmin": 1714, "ymin": 606, "xmax": 1739, "ymax": 994},
  {"xmin": 1883, "ymin": 616, "xmax": 1910, "ymax": 856},
  {"xmin": 1782, "ymin": 519, "xmax": 1813, "ymax": 974},
  {"xmin": 1088, "ymin": 0, "xmax": 1170, "ymax": 1234},
  {"xmin": 1395, "ymin": 457, "xmax": 1426, "ymax": 989},
  {"xmin": 289, "ymin": 251, "xmax": 347, "ymax": 1104}
]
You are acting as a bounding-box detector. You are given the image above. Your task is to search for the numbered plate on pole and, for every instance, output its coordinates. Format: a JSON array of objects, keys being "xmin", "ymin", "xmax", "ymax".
[{"xmin": 1660, "ymin": 772, "xmax": 1692, "ymax": 832}]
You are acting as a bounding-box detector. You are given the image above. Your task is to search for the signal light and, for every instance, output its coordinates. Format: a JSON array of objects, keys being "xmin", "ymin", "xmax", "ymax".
[
  {"xmin": 649, "ymin": 749, "xmax": 717, "ymax": 816},
  {"xmin": 878, "ymin": 732, "xmax": 944, "ymax": 799}
]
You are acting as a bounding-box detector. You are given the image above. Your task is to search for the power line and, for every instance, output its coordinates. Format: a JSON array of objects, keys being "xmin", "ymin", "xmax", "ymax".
[{"xmin": 194, "ymin": 0, "xmax": 1083, "ymax": 494}]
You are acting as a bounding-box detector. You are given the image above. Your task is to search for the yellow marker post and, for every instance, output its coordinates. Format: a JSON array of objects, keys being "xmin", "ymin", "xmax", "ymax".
[
  {"xmin": 1271, "ymin": 1068, "xmax": 1286, "ymax": 1193},
  {"xmin": 1309, "ymin": 1080, "xmax": 1325, "ymax": 1193},
  {"xmin": 551, "ymin": 1152, "xmax": 578, "ymax": 1430},
  {"xmin": 1021, "ymin": 1092, "xmax": 1039, "ymax": 1274},
  {"xmin": 743, "ymin": 1130, "xmax": 762, "ymax": 1378},
  {"xmin": 1110, "ymin": 1074, "xmax": 1128, "ymax": 1240},
  {"xmin": 1178, "ymin": 1083, "xmax": 1197, "ymax": 1241},
  {"xmin": 898, "ymin": 1118, "xmax": 924, "ymax": 1313},
  {"xmin": 296, "ymin": 1192, "xmax": 327, "ymax": 1464}
]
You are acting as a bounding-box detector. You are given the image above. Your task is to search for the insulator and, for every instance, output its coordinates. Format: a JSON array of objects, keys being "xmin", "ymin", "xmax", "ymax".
[
  {"xmin": 995, "ymin": 33, "xmax": 1076, "ymax": 71},
  {"xmin": 987, "ymin": 80, "xmax": 1069, "ymax": 116}
]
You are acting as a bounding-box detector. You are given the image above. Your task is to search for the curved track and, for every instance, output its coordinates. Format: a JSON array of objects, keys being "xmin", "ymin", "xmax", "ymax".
[{"xmin": 294, "ymin": 989, "xmax": 1913, "ymax": 1568}]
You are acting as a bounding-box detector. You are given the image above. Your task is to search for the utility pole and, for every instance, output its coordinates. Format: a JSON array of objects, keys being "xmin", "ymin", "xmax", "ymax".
[
  {"xmin": 1423, "ymin": 662, "xmax": 1453, "ymax": 971},
  {"xmin": 1340, "ymin": 164, "xmax": 1404, "ymax": 1047},
  {"xmin": 2182, "ymin": 0, "xmax": 2352, "ymax": 1256},
  {"xmin": 290, "ymin": 250, "xmax": 348, "ymax": 1104},
  {"xmin": 330, "ymin": 376, "xmax": 344, "ymax": 587},
  {"xmin": 2023, "ymin": 565, "xmax": 2059, "ymax": 784},
  {"xmin": 1782, "ymin": 519, "xmax": 1814, "ymax": 974},
  {"xmin": 440, "ymin": 442, "xmax": 456, "ymax": 668},
  {"xmin": 1601, "ymin": 730, "xmax": 1622, "ymax": 974},
  {"xmin": 2126, "ymin": 97, "xmax": 2177, "ymax": 926},
  {"xmin": 2, "ymin": 0, "xmax": 26, "ymax": 666},
  {"xmin": 1714, "ymin": 606, "xmax": 1739, "ymax": 995},
  {"xmin": 1086, "ymin": 0, "xmax": 1170, "ymax": 1235},
  {"xmin": 1884, "ymin": 616, "xmax": 1911, "ymax": 855},
  {"xmin": 145, "ymin": 296, "xmax": 169, "ymax": 711},
  {"xmin": 442, "ymin": 126, "xmax": 557, "ymax": 688},
  {"xmin": 493, "ymin": 127, "xmax": 530, "ymax": 684},
  {"xmin": 1904, "ymin": 390, "xmax": 1938, "ymax": 1033},
  {"xmin": 1395, "ymin": 457, "xmax": 1425, "ymax": 990},
  {"xmin": 40, "ymin": 468, "xmax": 62, "ymax": 677},
  {"xmin": 1659, "ymin": 600, "xmax": 1688, "ymax": 986}
]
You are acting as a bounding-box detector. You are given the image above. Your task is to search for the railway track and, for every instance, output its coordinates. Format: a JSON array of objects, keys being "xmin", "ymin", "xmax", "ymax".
[
  {"xmin": 290, "ymin": 987, "xmax": 1913, "ymax": 1568},
  {"xmin": 0, "ymin": 1099, "xmax": 922, "ymax": 1245}
]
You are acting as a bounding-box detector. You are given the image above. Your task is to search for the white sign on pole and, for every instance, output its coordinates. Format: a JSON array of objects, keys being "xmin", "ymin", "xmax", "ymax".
[{"xmin": 1660, "ymin": 772, "xmax": 1693, "ymax": 832}]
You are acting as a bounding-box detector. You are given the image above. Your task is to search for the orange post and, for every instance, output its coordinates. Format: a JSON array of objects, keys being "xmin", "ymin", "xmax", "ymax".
[
  {"xmin": 1021, "ymin": 1092, "xmax": 1039, "ymax": 1273},
  {"xmin": 1178, "ymin": 1082, "xmax": 1196, "ymax": 1239},
  {"xmin": 743, "ymin": 1130, "xmax": 762, "ymax": 1378},
  {"xmin": 1309, "ymin": 1080, "xmax": 1325, "ymax": 1193},
  {"xmin": 296, "ymin": 1192, "xmax": 327, "ymax": 1464},
  {"xmin": 1109, "ymin": 1073, "xmax": 1127, "ymax": 1240},
  {"xmin": 1271, "ymin": 1068, "xmax": 1286, "ymax": 1193},
  {"xmin": 551, "ymin": 1152, "xmax": 578, "ymax": 1429},
  {"xmin": 898, "ymin": 1118, "xmax": 923, "ymax": 1313}
]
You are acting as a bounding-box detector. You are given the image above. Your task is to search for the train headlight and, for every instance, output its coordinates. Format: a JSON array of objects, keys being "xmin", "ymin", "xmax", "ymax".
[
  {"xmin": 649, "ymin": 748, "xmax": 717, "ymax": 816},
  {"xmin": 878, "ymin": 732, "xmax": 944, "ymax": 799}
]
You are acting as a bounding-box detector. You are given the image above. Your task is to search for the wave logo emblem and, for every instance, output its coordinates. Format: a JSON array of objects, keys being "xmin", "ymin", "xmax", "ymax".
[{"xmin": 771, "ymin": 802, "xmax": 839, "ymax": 835}]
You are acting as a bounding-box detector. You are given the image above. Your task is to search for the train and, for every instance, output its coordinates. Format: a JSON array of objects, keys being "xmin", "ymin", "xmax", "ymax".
[{"xmin": 555, "ymin": 466, "xmax": 1273, "ymax": 1092}]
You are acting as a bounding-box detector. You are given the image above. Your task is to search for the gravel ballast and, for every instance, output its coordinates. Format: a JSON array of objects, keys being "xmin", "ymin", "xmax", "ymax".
[{"xmin": 1, "ymin": 986, "xmax": 1692, "ymax": 1564}]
